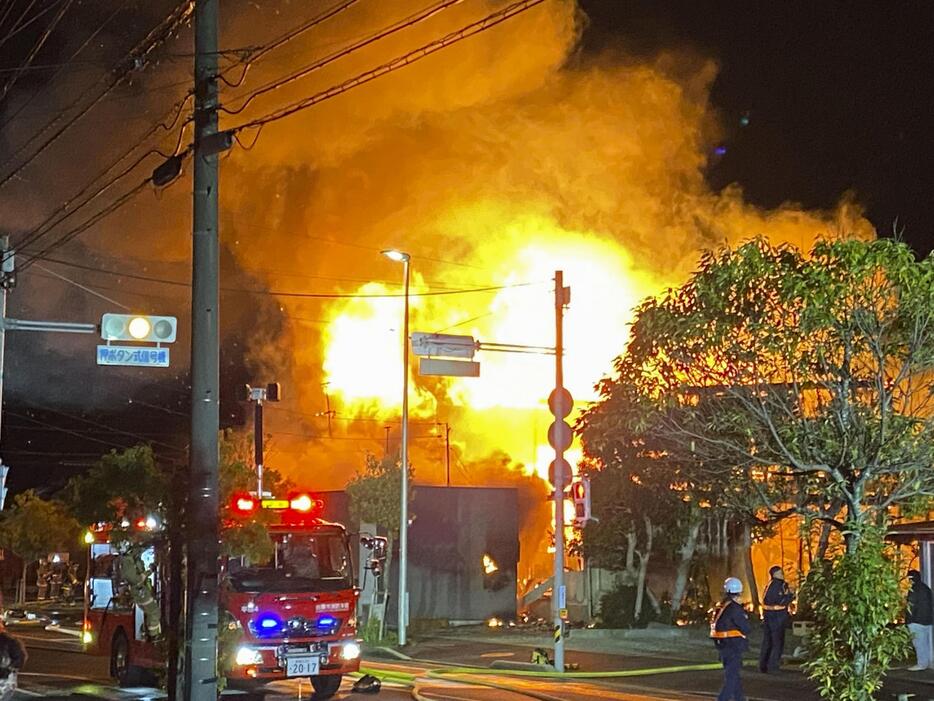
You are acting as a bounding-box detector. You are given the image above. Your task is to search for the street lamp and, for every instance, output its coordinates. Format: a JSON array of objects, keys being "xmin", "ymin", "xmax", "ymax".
[{"xmin": 381, "ymin": 248, "xmax": 411, "ymax": 646}]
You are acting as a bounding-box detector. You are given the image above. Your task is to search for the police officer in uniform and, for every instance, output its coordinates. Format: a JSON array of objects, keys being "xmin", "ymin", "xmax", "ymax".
[
  {"xmin": 711, "ymin": 577, "xmax": 750, "ymax": 701},
  {"xmin": 759, "ymin": 565, "xmax": 794, "ymax": 673}
]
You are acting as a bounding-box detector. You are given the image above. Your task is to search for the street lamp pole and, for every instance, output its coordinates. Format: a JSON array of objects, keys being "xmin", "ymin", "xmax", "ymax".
[{"xmin": 383, "ymin": 249, "xmax": 411, "ymax": 646}]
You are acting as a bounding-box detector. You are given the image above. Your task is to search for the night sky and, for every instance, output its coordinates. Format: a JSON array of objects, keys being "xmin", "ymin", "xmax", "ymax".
[
  {"xmin": 581, "ymin": 0, "xmax": 934, "ymax": 254},
  {"xmin": 1, "ymin": 1, "xmax": 934, "ymax": 492}
]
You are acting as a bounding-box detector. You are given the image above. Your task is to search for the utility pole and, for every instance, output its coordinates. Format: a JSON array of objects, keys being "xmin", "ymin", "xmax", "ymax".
[
  {"xmin": 437, "ymin": 422, "xmax": 451, "ymax": 486},
  {"xmin": 384, "ymin": 426, "xmax": 390, "ymax": 457},
  {"xmin": 551, "ymin": 270, "xmax": 570, "ymax": 673},
  {"xmin": 184, "ymin": 0, "xmax": 220, "ymax": 698},
  {"xmin": 0, "ymin": 236, "xmax": 12, "ymax": 455}
]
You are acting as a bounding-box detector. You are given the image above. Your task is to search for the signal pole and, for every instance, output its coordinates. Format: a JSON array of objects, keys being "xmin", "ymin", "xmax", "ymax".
[
  {"xmin": 551, "ymin": 270, "xmax": 570, "ymax": 673},
  {"xmin": 184, "ymin": 0, "xmax": 220, "ymax": 699}
]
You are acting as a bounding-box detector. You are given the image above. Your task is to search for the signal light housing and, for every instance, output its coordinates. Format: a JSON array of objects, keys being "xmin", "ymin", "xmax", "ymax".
[
  {"xmin": 101, "ymin": 313, "xmax": 177, "ymax": 343},
  {"xmin": 570, "ymin": 477, "xmax": 592, "ymax": 528}
]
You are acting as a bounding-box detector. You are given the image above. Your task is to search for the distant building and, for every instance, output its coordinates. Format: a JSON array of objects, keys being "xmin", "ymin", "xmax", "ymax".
[{"xmin": 323, "ymin": 485, "xmax": 519, "ymax": 625}]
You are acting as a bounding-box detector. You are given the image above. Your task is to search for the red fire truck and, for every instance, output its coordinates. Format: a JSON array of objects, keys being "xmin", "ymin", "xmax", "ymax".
[{"xmin": 83, "ymin": 491, "xmax": 378, "ymax": 699}]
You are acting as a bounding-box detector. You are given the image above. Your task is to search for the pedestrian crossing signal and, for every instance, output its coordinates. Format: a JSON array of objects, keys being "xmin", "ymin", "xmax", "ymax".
[{"xmin": 570, "ymin": 478, "xmax": 591, "ymax": 528}]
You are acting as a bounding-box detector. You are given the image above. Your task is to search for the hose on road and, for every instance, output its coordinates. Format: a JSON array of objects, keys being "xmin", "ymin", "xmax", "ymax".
[{"xmin": 358, "ymin": 660, "xmax": 725, "ymax": 701}]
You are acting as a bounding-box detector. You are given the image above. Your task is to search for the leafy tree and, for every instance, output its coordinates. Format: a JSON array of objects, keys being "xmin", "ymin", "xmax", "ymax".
[
  {"xmin": 66, "ymin": 445, "xmax": 171, "ymax": 526},
  {"xmin": 799, "ymin": 526, "xmax": 910, "ymax": 701},
  {"xmin": 593, "ymin": 237, "xmax": 930, "ymax": 694},
  {"xmin": 346, "ymin": 452, "xmax": 411, "ymax": 639},
  {"xmin": 0, "ymin": 491, "xmax": 81, "ymax": 602},
  {"xmin": 218, "ymin": 429, "xmax": 289, "ymax": 563}
]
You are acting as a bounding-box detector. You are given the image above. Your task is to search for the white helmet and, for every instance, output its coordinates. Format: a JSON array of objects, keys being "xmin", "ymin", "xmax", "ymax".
[{"xmin": 723, "ymin": 577, "xmax": 743, "ymax": 595}]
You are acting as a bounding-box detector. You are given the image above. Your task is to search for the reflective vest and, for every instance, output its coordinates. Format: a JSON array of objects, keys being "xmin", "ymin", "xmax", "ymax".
[
  {"xmin": 710, "ymin": 602, "xmax": 746, "ymax": 639},
  {"xmin": 762, "ymin": 581, "xmax": 791, "ymax": 611}
]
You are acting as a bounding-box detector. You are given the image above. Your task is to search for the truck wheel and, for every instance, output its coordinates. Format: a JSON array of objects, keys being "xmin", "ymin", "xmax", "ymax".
[
  {"xmin": 310, "ymin": 673, "xmax": 342, "ymax": 699},
  {"xmin": 110, "ymin": 631, "xmax": 148, "ymax": 687},
  {"xmin": 110, "ymin": 631, "xmax": 130, "ymax": 684}
]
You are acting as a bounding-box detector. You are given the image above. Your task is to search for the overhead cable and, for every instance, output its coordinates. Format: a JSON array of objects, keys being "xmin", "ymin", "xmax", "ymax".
[
  {"xmin": 229, "ymin": 0, "xmax": 545, "ymax": 136},
  {"xmin": 0, "ymin": 0, "xmax": 74, "ymax": 105},
  {"xmin": 0, "ymin": 0, "xmax": 194, "ymax": 189},
  {"xmin": 221, "ymin": 0, "xmax": 462, "ymax": 116}
]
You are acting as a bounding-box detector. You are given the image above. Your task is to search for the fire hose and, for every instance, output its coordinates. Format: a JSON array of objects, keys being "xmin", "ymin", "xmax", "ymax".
[{"xmin": 355, "ymin": 661, "xmax": 724, "ymax": 701}]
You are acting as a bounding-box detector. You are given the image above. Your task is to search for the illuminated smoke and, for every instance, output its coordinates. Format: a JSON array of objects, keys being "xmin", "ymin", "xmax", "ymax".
[{"xmin": 0, "ymin": 1, "xmax": 874, "ymax": 582}]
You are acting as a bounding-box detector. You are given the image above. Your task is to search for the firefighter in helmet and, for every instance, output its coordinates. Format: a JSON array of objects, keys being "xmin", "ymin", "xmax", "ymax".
[
  {"xmin": 710, "ymin": 576, "xmax": 750, "ymax": 701},
  {"xmin": 759, "ymin": 565, "xmax": 794, "ymax": 673}
]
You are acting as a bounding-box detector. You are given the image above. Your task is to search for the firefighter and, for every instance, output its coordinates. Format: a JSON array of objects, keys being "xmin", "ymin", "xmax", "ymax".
[
  {"xmin": 759, "ymin": 565, "xmax": 794, "ymax": 673},
  {"xmin": 711, "ymin": 577, "xmax": 750, "ymax": 701}
]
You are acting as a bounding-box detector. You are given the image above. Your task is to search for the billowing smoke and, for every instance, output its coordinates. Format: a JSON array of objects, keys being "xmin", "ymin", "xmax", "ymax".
[{"xmin": 0, "ymin": 1, "xmax": 873, "ymax": 579}]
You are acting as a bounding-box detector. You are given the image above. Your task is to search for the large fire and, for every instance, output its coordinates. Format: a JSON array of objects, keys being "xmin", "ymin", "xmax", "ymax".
[{"xmin": 214, "ymin": 0, "xmax": 872, "ymax": 585}]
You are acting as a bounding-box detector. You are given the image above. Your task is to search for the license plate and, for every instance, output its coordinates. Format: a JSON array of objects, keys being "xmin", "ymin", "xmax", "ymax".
[{"xmin": 285, "ymin": 655, "xmax": 320, "ymax": 677}]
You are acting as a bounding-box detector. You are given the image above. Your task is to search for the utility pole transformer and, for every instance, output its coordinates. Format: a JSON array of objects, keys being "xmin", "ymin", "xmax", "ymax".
[{"xmin": 184, "ymin": 0, "xmax": 221, "ymax": 699}]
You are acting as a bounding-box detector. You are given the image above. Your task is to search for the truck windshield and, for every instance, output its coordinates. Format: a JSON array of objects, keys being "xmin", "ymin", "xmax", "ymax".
[{"xmin": 227, "ymin": 531, "xmax": 352, "ymax": 593}]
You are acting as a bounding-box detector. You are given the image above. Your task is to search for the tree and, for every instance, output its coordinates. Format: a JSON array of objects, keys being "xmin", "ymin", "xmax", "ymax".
[
  {"xmin": 218, "ymin": 429, "xmax": 289, "ymax": 563},
  {"xmin": 609, "ymin": 238, "xmax": 934, "ymax": 541},
  {"xmin": 0, "ymin": 491, "xmax": 81, "ymax": 603},
  {"xmin": 346, "ymin": 452, "xmax": 411, "ymax": 639},
  {"xmin": 594, "ymin": 238, "xmax": 928, "ymax": 695},
  {"xmin": 65, "ymin": 445, "xmax": 171, "ymax": 526}
]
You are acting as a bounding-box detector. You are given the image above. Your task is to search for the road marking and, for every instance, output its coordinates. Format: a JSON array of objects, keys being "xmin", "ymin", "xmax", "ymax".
[
  {"xmin": 13, "ymin": 689, "xmax": 43, "ymax": 697},
  {"xmin": 479, "ymin": 652, "xmax": 516, "ymax": 658}
]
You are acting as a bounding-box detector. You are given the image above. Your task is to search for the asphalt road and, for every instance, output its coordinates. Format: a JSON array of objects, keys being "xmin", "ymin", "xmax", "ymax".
[
  {"xmin": 11, "ymin": 624, "xmax": 934, "ymax": 700},
  {"xmin": 6, "ymin": 625, "xmax": 690, "ymax": 700}
]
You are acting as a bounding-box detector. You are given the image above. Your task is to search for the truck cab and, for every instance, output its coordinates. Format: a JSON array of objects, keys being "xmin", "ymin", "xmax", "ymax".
[{"xmin": 223, "ymin": 521, "xmax": 361, "ymax": 696}]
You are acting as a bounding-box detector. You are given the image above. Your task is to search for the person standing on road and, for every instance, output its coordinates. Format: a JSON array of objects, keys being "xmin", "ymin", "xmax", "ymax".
[
  {"xmin": 711, "ymin": 577, "xmax": 750, "ymax": 701},
  {"xmin": 906, "ymin": 569, "xmax": 934, "ymax": 671},
  {"xmin": 759, "ymin": 565, "xmax": 794, "ymax": 673},
  {"xmin": 0, "ymin": 621, "xmax": 27, "ymax": 700}
]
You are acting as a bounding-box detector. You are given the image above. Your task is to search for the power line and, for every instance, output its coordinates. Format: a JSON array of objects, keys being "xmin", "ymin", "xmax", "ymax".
[
  {"xmin": 0, "ymin": 0, "xmax": 73, "ymax": 105},
  {"xmin": 231, "ymin": 0, "xmax": 546, "ymax": 134},
  {"xmin": 6, "ymin": 410, "xmax": 135, "ymax": 451},
  {"xmin": 216, "ymin": 0, "xmax": 361, "ymax": 89},
  {"xmin": 17, "ymin": 178, "xmax": 156, "ymax": 272},
  {"xmin": 32, "ymin": 262, "xmax": 131, "ymax": 310},
  {"xmin": 10, "ymin": 109, "xmax": 190, "ymax": 261},
  {"xmin": 220, "ymin": 0, "xmax": 461, "ymax": 116},
  {"xmin": 32, "ymin": 254, "xmax": 546, "ymax": 298},
  {"xmin": 0, "ymin": 0, "xmax": 194, "ymax": 189},
  {"xmin": 23, "ymin": 402, "xmax": 183, "ymax": 453}
]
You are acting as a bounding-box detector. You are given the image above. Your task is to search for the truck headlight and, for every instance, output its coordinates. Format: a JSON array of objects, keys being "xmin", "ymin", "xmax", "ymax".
[
  {"xmin": 341, "ymin": 641, "xmax": 361, "ymax": 660},
  {"xmin": 235, "ymin": 647, "xmax": 263, "ymax": 666}
]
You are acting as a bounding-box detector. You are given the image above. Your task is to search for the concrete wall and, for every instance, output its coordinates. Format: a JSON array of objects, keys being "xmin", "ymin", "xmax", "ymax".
[{"xmin": 323, "ymin": 485, "xmax": 519, "ymax": 625}]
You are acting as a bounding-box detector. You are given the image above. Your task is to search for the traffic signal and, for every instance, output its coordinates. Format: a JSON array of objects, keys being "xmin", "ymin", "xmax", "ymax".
[
  {"xmin": 570, "ymin": 478, "xmax": 591, "ymax": 528},
  {"xmin": 101, "ymin": 313, "xmax": 177, "ymax": 343}
]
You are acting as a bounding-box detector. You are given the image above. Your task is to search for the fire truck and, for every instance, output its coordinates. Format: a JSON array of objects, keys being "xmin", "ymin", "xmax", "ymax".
[{"xmin": 83, "ymin": 491, "xmax": 382, "ymax": 699}]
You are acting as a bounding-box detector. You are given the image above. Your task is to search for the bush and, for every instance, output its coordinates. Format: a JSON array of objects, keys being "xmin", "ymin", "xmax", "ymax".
[
  {"xmin": 799, "ymin": 526, "xmax": 910, "ymax": 701},
  {"xmin": 598, "ymin": 583, "xmax": 660, "ymax": 628}
]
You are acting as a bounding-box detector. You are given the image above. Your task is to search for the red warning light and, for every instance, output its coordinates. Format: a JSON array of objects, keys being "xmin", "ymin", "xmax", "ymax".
[
  {"xmin": 287, "ymin": 492, "xmax": 324, "ymax": 516},
  {"xmin": 232, "ymin": 493, "xmax": 258, "ymax": 514}
]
